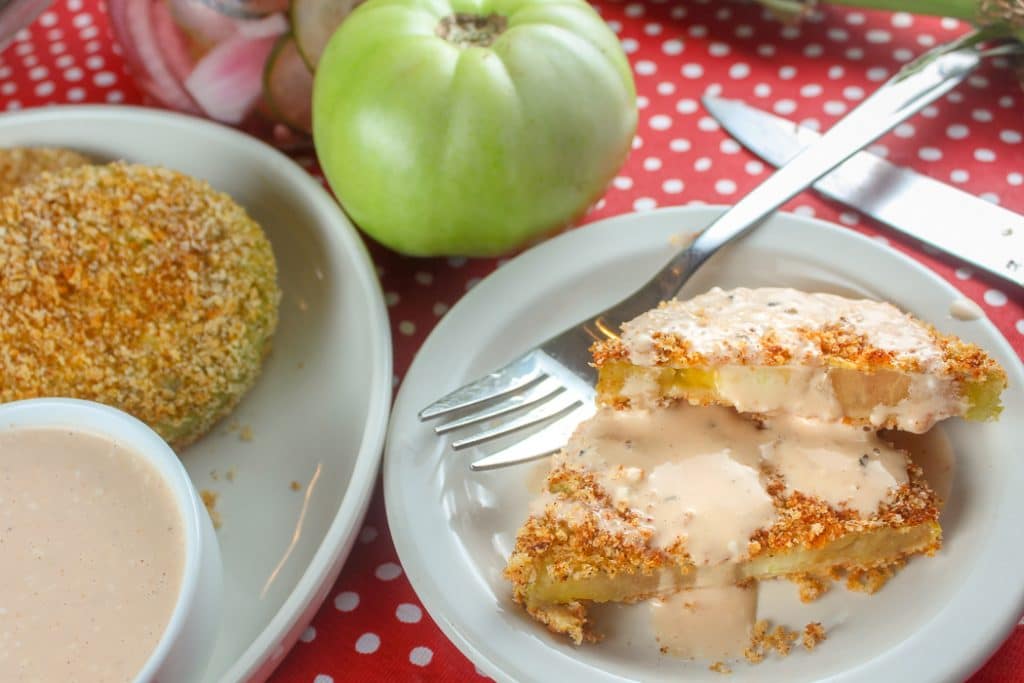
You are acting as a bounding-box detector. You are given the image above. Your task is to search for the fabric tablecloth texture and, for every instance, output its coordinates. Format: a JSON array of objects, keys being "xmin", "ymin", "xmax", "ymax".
[{"xmin": 1, "ymin": 0, "xmax": 1022, "ymax": 680}]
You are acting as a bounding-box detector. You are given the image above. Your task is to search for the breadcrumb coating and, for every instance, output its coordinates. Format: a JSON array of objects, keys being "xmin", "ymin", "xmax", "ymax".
[
  {"xmin": 0, "ymin": 147, "xmax": 92, "ymax": 196},
  {"xmin": 0, "ymin": 162, "xmax": 280, "ymax": 449}
]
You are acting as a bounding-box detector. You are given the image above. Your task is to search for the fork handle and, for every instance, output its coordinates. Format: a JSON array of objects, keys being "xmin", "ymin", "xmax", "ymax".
[{"xmin": 591, "ymin": 37, "xmax": 983, "ymax": 330}]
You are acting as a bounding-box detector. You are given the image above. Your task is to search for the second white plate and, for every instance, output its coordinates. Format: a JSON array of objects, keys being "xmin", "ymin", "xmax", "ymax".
[{"xmin": 385, "ymin": 206, "xmax": 1024, "ymax": 683}]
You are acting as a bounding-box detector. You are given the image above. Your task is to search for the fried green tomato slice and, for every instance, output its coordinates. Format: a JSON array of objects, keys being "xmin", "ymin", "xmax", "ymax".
[
  {"xmin": 0, "ymin": 162, "xmax": 280, "ymax": 449},
  {"xmin": 0, "ymin": 146, "xmax": 93, "ymax": 196}
]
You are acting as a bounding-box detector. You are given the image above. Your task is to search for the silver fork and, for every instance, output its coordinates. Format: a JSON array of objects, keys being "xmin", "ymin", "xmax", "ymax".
[{"xmin": 419, "ymin": 32, "xmax": 1009, "ymax": 471}]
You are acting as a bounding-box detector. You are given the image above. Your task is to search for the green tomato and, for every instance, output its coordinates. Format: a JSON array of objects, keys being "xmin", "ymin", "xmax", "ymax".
[{"xmin": 312, "ymin": 0, "xmax": 636, "ymax": 256}]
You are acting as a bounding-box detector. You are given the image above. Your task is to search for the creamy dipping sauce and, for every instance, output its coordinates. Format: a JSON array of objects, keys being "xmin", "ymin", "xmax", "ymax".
[
  {"xmin": 560, "ymin": 403, "xmax": 909, "ymax": 562},
  {"xmin": 651, "ymin": 585, "xmax": 757, "ymax": 659},
  {"xmin": 0, "ymin": 427, "xmax": 184, "ymax": 682}
]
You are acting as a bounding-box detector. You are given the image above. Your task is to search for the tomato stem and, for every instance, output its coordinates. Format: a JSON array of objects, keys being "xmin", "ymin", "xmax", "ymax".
[{"xmin": 436, "ymin": 13, "xmax": 508, "ymax": 48}]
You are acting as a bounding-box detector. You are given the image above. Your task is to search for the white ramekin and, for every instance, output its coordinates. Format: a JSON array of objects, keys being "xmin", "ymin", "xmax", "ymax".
[{"xmin": 0, "ymin": 398, "xmax": 223, "ymax": 682}]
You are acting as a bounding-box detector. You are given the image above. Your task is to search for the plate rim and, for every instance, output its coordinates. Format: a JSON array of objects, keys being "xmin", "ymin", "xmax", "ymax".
[
  {"xmin": 384, "ymin": 204, "xmax": 1024, "ymax": 683},
  {"xmin": 0, "ymin": 105, "xmax": 395, "ymax": 683}
]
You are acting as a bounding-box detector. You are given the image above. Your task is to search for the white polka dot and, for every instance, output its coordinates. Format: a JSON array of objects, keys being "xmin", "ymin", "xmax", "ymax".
[
  {"xmin": 409, "ymin": 646, "xmax": 434, "ymax": 667},
  {"xmin": 846, "ymin": 12, "xmax": 866, "ymax": 24},
  {"xmin": 1008, "ymin": 172, "xmax": 1023, "ymax": 186},
  {"xmin": 334, "ymin": 592, "xmax": 359, "ymax": 612},
  {"xmin": 948, "ymin": 91, "xmax": 964, "ymax": 103},
  {"xmin": 754, "ymin": 83, "xmax": 771, "ymax": 97},
  {"xmin": 697, "ymin": 116, "xmax": 719, "ymax": 131},
  {"xmin": 800, "ymin": 118, "xmax": 822, "ymax": 131},
  {"xmin": 918, "ymin": 147, "xmax": 942, "ymax": 162},
  {"xmin": 432, "ymin": 302, "xmax": 449, "ymax": 316},
  {"xmin": 780, "ymin": 25, "xmax": 801, "ymax": 39},
  {"xmin": 774, "ymin": 99, "xmax": 797, "ymax": 115},
  {"xmin": 1000, "ymin": 130, "xmax": 1022, "ymax": 144},
  {"xmin": 68, "ymin": 0, "xmax": 83, "ymax": 9},
  {"xmin": 67, "ymin": 87, "xmax": 86, "ymax": 102},
  {"xmin": 715, "ymin": 179, "xmax": 737, "ymax": 195},
  {"xmin": 974, "ymin": 148, "xmax": 996, "ymax": 163},
  {"xmin": 621, "ymin": 38, "xmax": 638, "ymax": 54},
  {"xmin": 867, "ymin": 67, "xmax": 889, "ymax": 81},
  {"xmin": 823, "ymin": 100, "xmax": 847, "ymax": 116},
  {"xmin": 804, "ymin": 44, "xmax": 824, "ymax": 58},
  {"xmin": 34, "ymin": 81, "xmax": 55, "ymax": 97},
  {"xmin": 892, "ymin": 12, "xmax": 913, "ymax": 27},
  {"xmin": 921, "ymin": 105, "xmax": 939, "ymax": 118},
  {"xmin": 735, "ymin": 25, "xmax": 754, "ymax": 38},
  {"xmin": 694, "ymin": 157, "xmax": 712, "ymax": 172},
  {"xmin": 794, "ymin": 205, "xmax": 816, "ymax": 217},
  {"xmin": 893, "ymin": 123, "xmax": 915, "ymax": 138},
  {"xmin": 606, "ymin": 20, "xmax": 621, "ymax": 33},
  {"xmin": 662, "ymin": 39, "xmax": 683, "ymax": 55},
  {"xmin": 729, "ymin": 63, "xmax": 750, "ymax": 79},
  {"xmin": 636, "ymin": 95, "xmax": 649, "ymax": 109},
  {"xmin": 314, "ymin": 676, "xmax": 334, "ymax": 683},
  {"xmin": 950, "ymin": 169, "xmax": 969, "ymax": 183},
  {"xmin": 93, "ymin": 71, "xmax": 117, "ymax": 87},
  {"xmin": 375, "ymin": 562, "xmax": 403, "ymax": 581},
  {"xmin": 842, "ymin": 86, "xmax": 864, "ymax": 100},
  {"xmin": 828, "ymin": 66, "xmax": 845, "ymax": 79},
  {"xmin": 946, "ymin": 124, "xmax": 969, "ymax": 139},
  {"xmin": 414, "ymin": 271, "xmax": 434, "ymax": 285},
  {"xmin": 828, "ymin": 27, "xmax": 849, "ymax": 42},
  {"xmin": 839, "ymin": 211, "xmax": 859, "ymax": 225},
  {"xmin": 999, "ymin": 96, "xmax": 1015, "ymax": 108},
  {"xmin": 45, "ymin": 27, "xmax": 62, "ymax": 40},
  {"xmin": 396, "ymin": 603, "xmax": 423, "ymax": 623},
  {"xmin": 624, "ymin": 2, "xmax": 643, "ymax": 16},
  {"xmin": 893, "ymin": 48, "xmax": 914, "ymax": 62},
  {"xmin": 55, "ymin": 54, "xmax": 73, "ymax": 68},
  {"xmin": 873, "ymin": 235, "xmax": 890, "ymax": 245},
  {"xmin": 657, "ymin": 81, "xmax": 676, "ymax": 95},
  {"xmin": 300, "ymin": 626, "xmax": 317, "ymax": 643},
  {"xmin": 669, "ymin": 138, "xmax": 691, "ymax": 152},
  {"xmin": 634, "ymin": 60, "xmax": 656, "ymax": 76},
  {"xmin": 72, "ymin": 12, "xmax": 93, "ymax": 28},
  {"xmin": 644, "ymin": 22, "xmax": 662, "ymax": 36},
  {"xmin": 757, "ymin": 44, "xmax": 775, "ymax": 57},
  {"xmin": 682, "ymin": 63, "xmax": 703, "ymax": 79},
  {"xmin": 613, "ymin": 176, "xmax": 633, "ymax": 190},
  {"xmin": 633, "ymin": 197, "xmax": 657, "ymax": 211},
  {"xmin": 14, "ymin": 42, "xmax": 32, "ymax": 56},
  {"xmin": 649, "ymin": 114, "xmax": 672, "ymax": 130},
  {"xmin": 689, "ymin": 25, "xmax": 707, "ymax": 38},
  {"xmin": 708, "ymin": 42, "xmax": 730, "ymax": 57},
  {"xmin": 663, "ymin": 179, "xmax": 684, "ymax": 193},
  {"xmin": 981, "ymin": 192, "xmax": 1000, "ymax": 204},
  {"xmin": 643, "ymin": 156, "xmax": 662, "ymax": 171},
  {"xmin": 800, "ymin": 83, "xmax": 822, "ymax": 98},
  {"xmin": 941, "ymin": 17, "xmax": 960, "ymax": 29},
  {"xmin": 779, "ymin": 66, "xmax": 796, "ymax": 80},
  {"xmin": 670, "ymin": 6, "xmax": 685, "ymax": 18},
  {"xmin": 968, "ymin": 75, "xmax": 989, "ymax": 89},
  {"xmin": 359, "ymin": 525, "xmax": 378, "ymax": 543},
  {"xmin": 28, "ymin": 66, "xmax": 47, "ymax": 81},
  {"xmin": 972, "ymin": 108, "xmax": 993, "ymax": 122},
  {"xmin": 1016, "ymin": 320, "xmax": 1024, "ymax": 335},
  {"xmin": 384, "ymin": 291, "xmax": 399, "ymax": 307},
  {"xmin": 720, "ymin": 139, "xmax": 740, "ymax": 154},
  {"xmin": 85, "ymin": 55, "xmax": 104, "ymax": 70},
  {"xmin": 632, "ymin": 135, "xmax": 643, "ymax": 150},
  {"xmin": 676, "ymin": 98, "xmax": 698, "ymax": 114},
  {"xmin": 866, "ymin": 29, "xmax": 891, "ymax": 43},
  {"xmin": 745, "ymin": 160, "xmax": 764, "ymax": 175},
  {"xmin": 954, "ymin": 267, "xmax": 973, "ymax": 280},
  {"xmin": 984, "ymin": 289, "xmax": 1007, "ymax": 307},
  {"xmin": 355, "ymin": 633, "xmax": 381, "ymax": 654}
]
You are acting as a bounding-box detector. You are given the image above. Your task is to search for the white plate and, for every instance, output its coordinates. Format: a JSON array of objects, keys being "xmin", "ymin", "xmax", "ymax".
[
  {"xmin": 385, "ymin": 207, "xmax": 1024, "ymax": 683},
  {"xmin": 0, "ymin": 106, "xmax": 392, "ymax": 682}
]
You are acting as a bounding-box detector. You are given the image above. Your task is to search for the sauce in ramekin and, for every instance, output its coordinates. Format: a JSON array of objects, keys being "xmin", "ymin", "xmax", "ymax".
[{"xmin": 0, "ymin": 427, "xmax": 184, "ymax": 681}]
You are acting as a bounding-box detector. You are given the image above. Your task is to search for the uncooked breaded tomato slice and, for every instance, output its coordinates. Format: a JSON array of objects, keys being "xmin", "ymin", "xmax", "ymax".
[
  {"xmin": 0, "ymin": 162, "xmax": 281, "ymax": 449},
  {"xmin": 0, "ymin": 146, "xmax": 93, "ymax": 196}
]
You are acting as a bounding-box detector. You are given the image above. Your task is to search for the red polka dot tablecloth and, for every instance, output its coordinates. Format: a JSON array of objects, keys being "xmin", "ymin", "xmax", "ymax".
[{"xmin": 2, "ymin": 1, "xmax": 1023, "ymax": 681}]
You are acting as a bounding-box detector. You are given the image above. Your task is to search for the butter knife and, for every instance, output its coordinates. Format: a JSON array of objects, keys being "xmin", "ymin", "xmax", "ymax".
[{"xmin": 703, "ymin": 94, "xmax": 1024, "ymax": 288}]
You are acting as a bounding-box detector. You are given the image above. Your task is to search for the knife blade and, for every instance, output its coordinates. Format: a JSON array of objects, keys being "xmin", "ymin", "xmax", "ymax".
[{"xmin": 702, "ymin": 94, "xmax": 1024, "ymax": 288}]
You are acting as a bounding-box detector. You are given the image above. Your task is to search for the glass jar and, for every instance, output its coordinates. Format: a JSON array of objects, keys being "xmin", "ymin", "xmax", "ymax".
[{"xmin": 107, "ymin": 0, "xmax": 356, "ymax": 149}]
